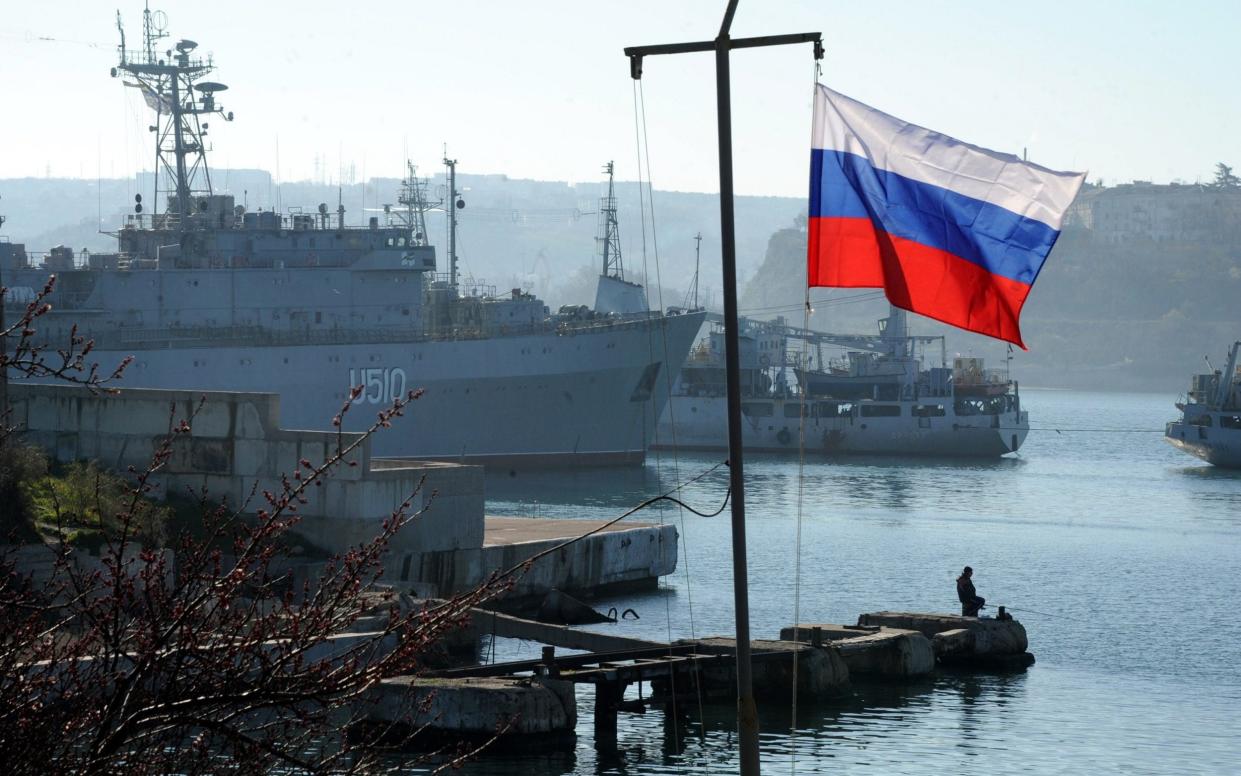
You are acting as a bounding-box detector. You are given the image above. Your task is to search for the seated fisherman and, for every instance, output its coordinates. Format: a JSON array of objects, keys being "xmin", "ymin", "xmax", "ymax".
[{"xmin": 956, "ymin": 565, "xmax": 986, "ymax": 617}]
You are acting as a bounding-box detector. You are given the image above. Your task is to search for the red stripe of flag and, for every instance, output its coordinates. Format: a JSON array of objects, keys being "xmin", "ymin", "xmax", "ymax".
[{"xmin": 808, "ymin": 216, "xmax": 1032, "ymax": 348}]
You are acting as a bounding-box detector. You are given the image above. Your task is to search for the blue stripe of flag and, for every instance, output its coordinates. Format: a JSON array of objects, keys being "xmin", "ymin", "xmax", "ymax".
[{"xmin": 809, "ymin": 149, "xmax": 1061, "ymax": 286}]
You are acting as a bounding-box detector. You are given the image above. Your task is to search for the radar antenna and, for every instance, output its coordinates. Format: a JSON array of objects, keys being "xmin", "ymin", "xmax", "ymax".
[
  {"xmin": 396, "ymin": 161, "xmax": 440, "ymax": 248},
  {"xmin": 597, "ymin": 161, "xmax": 625, "ymax": 280},
  {"xmin": 112, "ymin": 5, "xmax": 234, "ymax": 233}
]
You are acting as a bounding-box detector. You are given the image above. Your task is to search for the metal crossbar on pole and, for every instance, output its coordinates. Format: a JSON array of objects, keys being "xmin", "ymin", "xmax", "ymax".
[{"xmin": 624, "ymin": 4, "xmax": 821, "ymax": 774}]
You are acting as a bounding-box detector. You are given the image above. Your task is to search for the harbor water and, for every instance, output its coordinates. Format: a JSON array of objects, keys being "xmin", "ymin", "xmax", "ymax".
[{"xmin": 459, "ymin": 389, "xmax": 1240, "ymax": 774}]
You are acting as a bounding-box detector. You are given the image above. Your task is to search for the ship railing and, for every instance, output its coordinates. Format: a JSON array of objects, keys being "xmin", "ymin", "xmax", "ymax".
[
  {"xmin": 92, "ymin": 325, "xmax": 419, "ymax": 351},
  {"xmin": 955, "ymin": 367, "xmax": 1012, "ymax": 387},
  {"xmin": 123, "ymin": 212, "xmax": 184, "ymax": 231},
  {"xmin": 432, "ymin": 275, "xmax": 500, "ymax": 299},
  {"xmin": 429, "ymin": 311, "xmax": 690, "ymax": 342},
  {"xmin": 83, "ymin": 310, "xmax": 696, "ymax": 351},
  {"xmin": 14, "ymin": 251, "xmax": 87, "ymax": 271},
  {"xmin": 119, "ymin": 48, "xmax": 211, "ymax": 70}
]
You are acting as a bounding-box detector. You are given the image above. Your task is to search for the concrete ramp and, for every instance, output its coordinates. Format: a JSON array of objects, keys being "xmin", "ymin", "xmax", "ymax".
[{"xmin": 468, "ymin": 607, "xmax": 664, "ymax": 653}]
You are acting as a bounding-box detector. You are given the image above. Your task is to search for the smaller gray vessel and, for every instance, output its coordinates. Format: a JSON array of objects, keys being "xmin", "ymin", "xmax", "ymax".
[
  {"xmin": 1165, "ymin": 341, "xmax": 1241, "ymax": 468},
  {"xmin": 655, "ymin": 305, "xmax": 1029, "ymax": 457}
]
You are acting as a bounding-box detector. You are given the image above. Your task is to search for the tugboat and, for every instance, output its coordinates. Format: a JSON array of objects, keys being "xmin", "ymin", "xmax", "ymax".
[
  {"xmin": 0, "ymin": 7, "xmax": 704, "ymax": 465},
  {"xmin": 655, "ymin": 305, "xmax": 1029, "ymax": 457},
  {"xmin": 1165, "ymin": 341, "xmax": 1241, "ymax": 468}
]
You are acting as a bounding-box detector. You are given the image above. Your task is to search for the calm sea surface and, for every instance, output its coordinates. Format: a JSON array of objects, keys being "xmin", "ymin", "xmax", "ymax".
[{"xmin": 438, "ymin": 389, "xmax": 1241, "ymax": 774}]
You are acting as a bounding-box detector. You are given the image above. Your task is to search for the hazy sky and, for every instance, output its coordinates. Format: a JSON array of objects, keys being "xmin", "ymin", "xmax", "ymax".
[{"xmin": 2, "ymin": 1, "xmax": 1239, "ymax": 196}]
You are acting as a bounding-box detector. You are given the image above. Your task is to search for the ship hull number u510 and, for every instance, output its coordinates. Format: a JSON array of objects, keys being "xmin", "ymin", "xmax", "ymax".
[{"xmin": 348, "ymin": 367, "xmax": 408, "ymax": 405}]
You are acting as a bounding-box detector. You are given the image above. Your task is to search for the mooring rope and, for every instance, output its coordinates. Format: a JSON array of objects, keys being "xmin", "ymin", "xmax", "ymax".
[{"xmin": 494, "ymin": 460, "xmax": 728, "ymax": 581}]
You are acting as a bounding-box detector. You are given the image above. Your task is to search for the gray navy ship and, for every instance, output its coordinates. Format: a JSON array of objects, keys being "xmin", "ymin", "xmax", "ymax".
[
  {"xmin": 1165, "ymin": 341, "xmax": 1241, "ymax": 468},
  {"xmin": 656, "ymin": 306, "xmax": 1029, "ymax": 457},
  {"xmin": 0, "ymin": 8, "xmax": 704, "ymax": 465}
]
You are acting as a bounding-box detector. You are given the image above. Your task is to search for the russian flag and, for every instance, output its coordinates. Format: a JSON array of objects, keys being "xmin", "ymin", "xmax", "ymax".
[{"xmin": 808, "ymin": 84, "xmax": 1085, "ymax": 348}]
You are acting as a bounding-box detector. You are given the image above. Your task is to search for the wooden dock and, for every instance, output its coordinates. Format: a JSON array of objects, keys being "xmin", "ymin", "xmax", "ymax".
[{"xmin": 424, "ymin": 637, "xmax": 848, "ymax": 751}]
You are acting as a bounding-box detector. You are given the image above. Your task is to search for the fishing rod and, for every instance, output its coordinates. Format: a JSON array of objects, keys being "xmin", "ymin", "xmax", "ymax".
[{"xmin": 1000, "ymin": 605, "xmax": 1088, "ymax": 622}]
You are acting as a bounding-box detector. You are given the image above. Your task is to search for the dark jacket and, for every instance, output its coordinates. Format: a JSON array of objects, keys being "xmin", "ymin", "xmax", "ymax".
[{"xmin": 957, "ymin": 576, "xmax": 976, "ymax": 604}]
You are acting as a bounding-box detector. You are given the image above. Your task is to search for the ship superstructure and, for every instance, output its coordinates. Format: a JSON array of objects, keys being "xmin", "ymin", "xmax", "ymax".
[
  {"xmin": 656, "ymin": 306, "xmax": 1029, "ymax": 457},
  {"xmin": 2, "ymin": 8, "xmax": 703, "ymax": 465},
  {"xmin": 1165, "ymin": 341, "xmax": 1241, "ymax": 468}
]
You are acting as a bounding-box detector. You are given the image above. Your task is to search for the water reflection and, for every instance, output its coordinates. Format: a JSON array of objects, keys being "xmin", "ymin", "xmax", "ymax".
[
  {"xmin": 1171, "ymin": 464, "xmax": 1241, "ymax": 482},
  {"xmin": 484, "ymin": 463, "xmax": 678, "ymax": 514},
  {"xmin": 818, "ymin": 453, "xmax": 1027, "ymax": 473},
  {"xmin": 1170, "ymin": 465, "xmax": 1241, "ymax": 521}
]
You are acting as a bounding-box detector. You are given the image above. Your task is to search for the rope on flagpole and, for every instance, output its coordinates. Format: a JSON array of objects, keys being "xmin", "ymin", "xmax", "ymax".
[
  {"xmin": 632, "ymin": 77, "xmax": 708, "ymax": 749},
  {"xmin": 790, "ymin": 54, "xmax": 826, "ymax": 776}
]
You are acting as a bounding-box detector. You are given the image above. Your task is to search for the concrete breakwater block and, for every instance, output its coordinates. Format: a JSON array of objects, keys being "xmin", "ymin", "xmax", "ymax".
[
  {"xmin": 779, "ymin": 624, "xmax": 935, "ymax": 678},
  {"xmin": 362, "ymin": 676, "xmax": 576, "ymax": 751},
  {"xmin": 856, "ymin": 612, "xmax": 1034, "ymax": 669},
  {"xmin": 671, "ymin": 638, "xmax": 850, "ymax": 700}
]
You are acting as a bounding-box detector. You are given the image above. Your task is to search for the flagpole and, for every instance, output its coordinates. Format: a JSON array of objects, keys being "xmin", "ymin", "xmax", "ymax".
[
  {"xmin": 711, "ymin": 16, "xmax": 763, "ymax": 776},
  {"xmin": 625, "ymin": 6, "xmax": 821, "ymax": 774}
]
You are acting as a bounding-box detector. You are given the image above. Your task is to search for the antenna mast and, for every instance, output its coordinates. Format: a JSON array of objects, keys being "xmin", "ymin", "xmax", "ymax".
[
  {"xmin": 112, "ymin": 5, "xmax": 233, "ymax": 232},
  {"xmin": 397, "ymin": 161, "xmax": 440, "ymax": 247},
  {"xmin": 443, "ymin": 154, "xmax": 462, "ymax": 290},
  {"xmin": 690, "ymin": 231, "xmax": 703, "ymax": 309},
  {"xmin": 597, "ymin": 161, "xmax": 624, "ymax": 279}
]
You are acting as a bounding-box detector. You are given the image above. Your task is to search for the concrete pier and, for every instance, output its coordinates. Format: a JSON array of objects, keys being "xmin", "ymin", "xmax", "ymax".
[
  {"xmin": 364, "ymin": 676, "xmax": 576, "ymax": 751},
  {"xmin": 780, "ymin": 624, "xmax": 935, "ymax": 678},
  {"xmin": 668, "ymin": 638, "xmax": 851, "ymax": 701},
  {"xmin": 9, "ymin": 384, "xmax": 482, "ymax": 556},
  {"xmin": 400, "ymin": 517, "xmax": 678, "ymax": 599},
  {"xmin": 425, "ymin": 637, "xmax": 850, "ymax": 752},
  {"xmin": 857, "ymin": 611, "xmax": 1034, "ymax": 669}
]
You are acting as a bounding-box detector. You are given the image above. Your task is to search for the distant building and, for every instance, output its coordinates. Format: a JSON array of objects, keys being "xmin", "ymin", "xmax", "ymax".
[{"xmin": 1064, "ymin": 181, "xmax": 1241, "ymax": 244}]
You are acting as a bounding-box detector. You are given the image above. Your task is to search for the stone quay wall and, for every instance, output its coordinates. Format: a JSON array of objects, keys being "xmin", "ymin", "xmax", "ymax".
[{"xmin": 8, "ymin": 384, "xmax": 483, "ymax": 555}]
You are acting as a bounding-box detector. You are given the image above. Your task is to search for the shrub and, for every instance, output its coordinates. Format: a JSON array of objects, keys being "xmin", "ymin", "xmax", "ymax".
[
  {"xmin": 24, "ymin": 460, "xmax": 170, "ymax": 548},
  {"xmin": 0, "ymin": 443, "xmax": 48, "ymax": 541}
]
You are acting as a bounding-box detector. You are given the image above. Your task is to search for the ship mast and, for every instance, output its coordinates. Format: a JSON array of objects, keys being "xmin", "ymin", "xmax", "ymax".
[
  {"xmin": 443, "ymin": 155, "xmax": 463, "ymax": 290},
  {"xmin": 112, "ymin": 5, "xmax": 233, "ymax": 232},
  {"xmin": 683, "ymin": 231, "xmax": 703, "ymax": 310},
  {"xmin": 1218, "ymin": 342, "xmax": 1241, "ymax": 409},
  {"xmin": 397, "ymin": 161, "xmax": 439, "ymax": 247},
  {"xmin": 879, "ymin": 304, "xmax": 910, "ymax": 359},
  {"xmin": 597, "ymin": 161, "xmax": 625, "ymax": 280}
]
